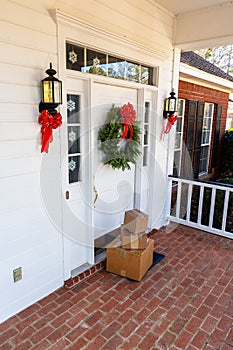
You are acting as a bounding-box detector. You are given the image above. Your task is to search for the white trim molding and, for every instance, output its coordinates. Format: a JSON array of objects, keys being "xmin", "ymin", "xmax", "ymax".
[{"xmin": 51, "ymin": 9, "xmax": 171, "ymax": 62}]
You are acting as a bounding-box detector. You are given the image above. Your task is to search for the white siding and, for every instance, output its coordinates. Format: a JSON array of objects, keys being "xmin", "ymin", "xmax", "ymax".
[
  {"xmin": 0, "ymin": 1, "xmax": 63, "ymax": 323},
  {"xmin": 0, "ymin": 0, "xmax": 176, "ymax": 322}
]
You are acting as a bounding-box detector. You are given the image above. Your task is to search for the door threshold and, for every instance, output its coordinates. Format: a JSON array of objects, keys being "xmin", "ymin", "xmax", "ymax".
[
  {"xmin": 64, "ymin": 260, "xmax": 105, "ymax": 289},
  {"xmin": 94, "ymin": 250, "xmax": 106, "ymax": 264},
  {"xmin": 71, "ymin": 263, "xmax": 92, "ymax": 278}
]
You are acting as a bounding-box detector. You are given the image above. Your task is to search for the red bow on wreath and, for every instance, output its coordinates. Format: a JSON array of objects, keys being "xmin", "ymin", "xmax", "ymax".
[
  {"xmin": 38, "ymin": 110, "xmax": 62, "ymax": 153},
  {"xmin": 163, "ymin": 113, "xmax": 178, "ymax": 134},
  {"xmin": 119, "ymin": 102, "xmax": 136, "ymax": 141}
]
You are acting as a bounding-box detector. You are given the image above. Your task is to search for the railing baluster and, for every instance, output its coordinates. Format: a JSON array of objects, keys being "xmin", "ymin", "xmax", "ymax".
[
  {"xmin": 197, "ymin": 185, "xmax": 204, "ymax": 225},
  {"xmin": 167, "ymin": 175, "xmax": 233, "ymax": 239},
  {"xmin": 176, "ymin": 180, "xmax": 181, "ymax": 219},
  {"xmin": 222, "ymin": 190, "xmax": 230, "ymax": 232},
  {"xmin": 209, "ymin": 188, "xmax": 216, "ymax": 229},
  {"xmin": 186, "ymin": 183, "xmax": 193, "ymax": 222}
]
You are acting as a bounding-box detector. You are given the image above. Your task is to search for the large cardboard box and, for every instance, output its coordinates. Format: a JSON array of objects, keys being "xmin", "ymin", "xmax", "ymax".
[
  {"xmin": 121, "ymin": 225, "xmax": 147, "ymax": 249},
  {"xmin": 106, "ymin": 238, "xmax": 154, "ymax": 281},
  {"xmin": 124, "ymin": 209, "xmax": 149, "ymax": 234}
]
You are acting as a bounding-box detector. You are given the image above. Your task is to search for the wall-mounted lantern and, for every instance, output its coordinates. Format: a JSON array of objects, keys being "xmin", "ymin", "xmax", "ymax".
[
  {"xmin": 39, "ymin": 63, "xmax": 62, "ymax": 115},
  {"xmin": 163, "ymin": 88, "xmax": 177, "ymax": 119},
  {"xmin": 38, "ymin": 63, "xmax": 63, "ymax": 153}
]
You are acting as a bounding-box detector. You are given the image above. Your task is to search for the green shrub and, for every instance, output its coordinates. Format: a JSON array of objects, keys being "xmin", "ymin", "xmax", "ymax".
[{"xmin": 221, "ymin": 130, "xmax": 233, "ymax": 177}]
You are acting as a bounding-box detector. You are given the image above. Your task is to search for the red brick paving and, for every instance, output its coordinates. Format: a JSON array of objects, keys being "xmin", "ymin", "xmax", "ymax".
[{"xmin": 0, "ymin": 225, "xmax": 232, "ymax": 349}]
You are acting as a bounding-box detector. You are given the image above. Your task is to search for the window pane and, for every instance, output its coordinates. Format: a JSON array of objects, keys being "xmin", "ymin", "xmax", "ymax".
[
  {"xmin": 141, "ymin": 66, "xmax": 148, "ymax": 84},
  {"xmin": 84, "ymin": 49, "xmax": 106, "ymax": 75},
  {"xmin": 175, "ymin": 133, "xmax": 181, "ymax": 149},
  {"xmin": 68, "ymin": 156, "xmax": 81, "ymax": 183},
  {"xmin": 68, "ymin": 126, "xmax": 80, "ymax": 154},
  {"xmin": 173, "ymin": 151, "xmax": 181, "ymax": 176},
  {"xmin": 145, "ymin": 102, "xmax": 150, "ymax": 123},
  {"xmin": 143, "ymin": 146, "xmax": 148, "ymax": 166},
  {"xmin": 66, "ymin": 43, "xmax": 84, "ymax": 71},
  {"xmin": 108, "ymin": 56, "xmax": 126, "ymax": 79},
  {"xmin": 199, "ymin": 146, "xmax": 209, "ymax": 173},
  {"xmin": 176, "ymin": 117, "xmax": 182, "ymax": 132},
  {"xmin": 177, "ymin": 99, "xmax": 185, "ymax": 116},
  {"xmin": 127, "ymin": 61, "xmax": 139, "ymax": 82},
  {"xmin": 203, "ymin": 117, "xmax": 211, "ymax": 129},
  {"xmin": 67, "ymin": 94, "xmax": 80, "ymax": 124},
  {"xmin": 144, "ymin": 125, "xmax": 149, "ymax": 145}
]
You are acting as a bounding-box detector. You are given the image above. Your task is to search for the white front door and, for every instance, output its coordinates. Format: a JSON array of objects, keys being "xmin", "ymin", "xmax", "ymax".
[
  {"xmin": 91, "ymin": 82, "xmax": 138, "ymax": 239},
  {"xmin": 61, "ymin": 78, "xmax": 141, "ymax": 278}
]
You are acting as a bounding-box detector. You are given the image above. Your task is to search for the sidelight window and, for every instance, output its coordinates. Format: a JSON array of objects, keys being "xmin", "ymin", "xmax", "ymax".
[{"xmin": 67, "ymin": 94, "xmax": 82, "ymax": 183}]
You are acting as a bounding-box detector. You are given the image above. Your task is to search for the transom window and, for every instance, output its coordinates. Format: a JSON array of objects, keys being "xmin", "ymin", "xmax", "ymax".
[{"xmin": 66, "ymin": 42, "xmax": 154, "ymax": 85}]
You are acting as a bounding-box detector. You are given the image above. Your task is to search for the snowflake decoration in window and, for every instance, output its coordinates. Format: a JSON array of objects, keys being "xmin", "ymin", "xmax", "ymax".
[
  {"xmin": 93, "ymin": 56, "xmax": 100, "ymax": 67},
  {"xmin": 69, "ymin": 49, "xmax": 78, "ymax": 64},
  {"xmin": 68, "ymin": 130, "xmax": 76, "ymax": 143},
  {"xmin": 69, "ymin": 159, "xmax": 76, "ymax": 172},
  {"xmin": 67, "ymin": 99, "xmax": 76, "ymax": 112}
]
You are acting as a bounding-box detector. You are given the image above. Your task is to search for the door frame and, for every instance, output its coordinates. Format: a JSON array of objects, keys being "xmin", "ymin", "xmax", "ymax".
[{"xmin": 56, "ymin": 13, "xmax": 159, "ymax": 279}]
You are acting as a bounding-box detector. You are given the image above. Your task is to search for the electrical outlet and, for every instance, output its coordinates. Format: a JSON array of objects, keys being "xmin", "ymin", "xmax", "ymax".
[{"xmin": 13, "ymin": 267, "xmax": 22, "ymax": 282}]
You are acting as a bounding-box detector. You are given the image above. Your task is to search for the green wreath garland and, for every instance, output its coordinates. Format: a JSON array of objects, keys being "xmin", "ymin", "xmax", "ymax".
[{"xmin": 98, "ymin": 103, "xmax": 141, "ymax": 171}]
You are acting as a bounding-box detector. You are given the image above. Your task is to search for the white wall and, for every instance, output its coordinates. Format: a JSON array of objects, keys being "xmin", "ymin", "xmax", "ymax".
[
  {"xmin": 175, "ymin": 2, "xmax": 233, "ymax": 49},
  {"xmin": 0, "ymin": 0, "xmax": 175, "ymax": 323},
  {"xmin": 0, "ymin": 1, "xmax": 64, "ymax": 323}
]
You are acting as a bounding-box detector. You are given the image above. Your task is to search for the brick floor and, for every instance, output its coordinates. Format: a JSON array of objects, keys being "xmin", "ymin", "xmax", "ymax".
[{"xmin": 0, "ymin": 225, "xmax": 232, "ymax": 349}]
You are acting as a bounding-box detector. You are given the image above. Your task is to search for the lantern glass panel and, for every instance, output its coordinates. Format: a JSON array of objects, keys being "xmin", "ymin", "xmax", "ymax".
[
  {"xmin": 169, "ymin": 98, "xmax": 176, "ymax": 112},
  {"xmin": 43, "ymin": 81, "xmax": 53, "ymax": 103},
  {"xmin": 165, "ymin": 98, "xmax": 170, "ymax": 112},
  {"xmin": 53, "ymin": 81, "xmax": 62, "ymax": 104}
]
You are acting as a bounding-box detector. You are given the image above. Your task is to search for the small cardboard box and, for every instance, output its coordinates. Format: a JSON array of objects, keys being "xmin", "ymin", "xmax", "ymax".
[
  {"xmin": 121, "ymin": 225, "xmax": 147, "ymax": 249},
  {"xmin": 106, "ymin": 238, "xmax": 154, "ymax": 281},
  {"xmin": 124, "ymin": 209, "xmax": 149, "ymax": 234}
]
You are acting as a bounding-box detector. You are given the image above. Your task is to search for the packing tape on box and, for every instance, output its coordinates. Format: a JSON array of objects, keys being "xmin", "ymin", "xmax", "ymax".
[
  {"xmin": 120, "ymin": 250, "xmax": 126, "ymax": 259},
  {"xmin": 120, "ymin": 270, "xmax": 126, "ymax": 277}
]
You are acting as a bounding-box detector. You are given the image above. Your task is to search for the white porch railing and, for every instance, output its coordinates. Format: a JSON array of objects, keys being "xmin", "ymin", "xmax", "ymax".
[{"xmin": 167, "ymin": 176, "xmax": 233, "ymax": 240}]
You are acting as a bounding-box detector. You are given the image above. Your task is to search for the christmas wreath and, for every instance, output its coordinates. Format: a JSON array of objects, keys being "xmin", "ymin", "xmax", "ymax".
[{"xmin": 98, "ymin": 102, "xmax": 141, "ymax": 171}]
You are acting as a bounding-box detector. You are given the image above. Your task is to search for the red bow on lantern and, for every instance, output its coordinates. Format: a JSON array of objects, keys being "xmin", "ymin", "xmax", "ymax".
[
  {"xmin": 38, "ymin": 110, "xmax": 62, "ymax": 153},
  {"xmin": 119, "ymin": 102, "xmax": 136, "ymax": 141},
  {"xmin": 163, "ymin": 113, "xmax": 178, "ymax": 134}
]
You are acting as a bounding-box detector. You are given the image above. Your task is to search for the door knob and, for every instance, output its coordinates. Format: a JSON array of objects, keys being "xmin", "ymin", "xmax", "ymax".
[{"xmin": 65, "ymin": 191, "xmax": 69, "ymax": 200}]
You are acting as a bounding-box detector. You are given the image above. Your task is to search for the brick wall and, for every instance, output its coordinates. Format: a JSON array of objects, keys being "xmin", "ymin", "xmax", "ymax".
[{"xmin": 179, "ymin": 80, "xmax": 229, "ymax": 178}]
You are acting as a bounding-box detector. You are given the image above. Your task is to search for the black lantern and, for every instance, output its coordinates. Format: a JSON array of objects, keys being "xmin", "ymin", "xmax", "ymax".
[
  {"xmin": 163, "ymin": 88, "xmax": 177, "ymax": 119},
  {"xmin": 39, "ymin": 63, "xmax": 62, "ymax": 115}
]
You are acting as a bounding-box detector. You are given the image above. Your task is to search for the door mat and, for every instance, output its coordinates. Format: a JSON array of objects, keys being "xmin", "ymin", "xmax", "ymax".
[{"xmin": 149, "ymin": 251, "xmax": 165, "ymax": 269}]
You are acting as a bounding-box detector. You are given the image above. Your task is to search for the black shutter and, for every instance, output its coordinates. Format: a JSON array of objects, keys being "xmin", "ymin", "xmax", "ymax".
[
  {"xmin": 193, "ymin": 102, "xmax": 204, "ymax": 178},
  {"xmin": 183, "ymin": 100, "xmax": 197, "ymax": 178},
  {"xmin": 212, "ymin": 104, "xmax": 222, "ymax": 169}
]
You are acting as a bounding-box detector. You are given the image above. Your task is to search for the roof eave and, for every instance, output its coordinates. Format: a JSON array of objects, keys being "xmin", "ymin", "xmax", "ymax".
[{"xmin": 179, "ymin": 63, "xmax": 233, "ymax": 93}]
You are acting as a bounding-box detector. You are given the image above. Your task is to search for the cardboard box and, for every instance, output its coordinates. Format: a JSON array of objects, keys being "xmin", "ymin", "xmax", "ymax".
[
  {"xmin": 124, "ymin": 209, "xmax": 148, "ymax": 234},
  {"xmin": 121, "ymin": 225, "xmax": 147, "ymax": 249},
  {"xmin": 106, "ymin": 238, "xmax": 154, "ymax": 281}
]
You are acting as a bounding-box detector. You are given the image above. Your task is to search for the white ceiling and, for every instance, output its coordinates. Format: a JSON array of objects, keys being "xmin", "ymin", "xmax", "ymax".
[{"xmin": 155, "ymin": 0, "xmax": 230, "ymax": 16}]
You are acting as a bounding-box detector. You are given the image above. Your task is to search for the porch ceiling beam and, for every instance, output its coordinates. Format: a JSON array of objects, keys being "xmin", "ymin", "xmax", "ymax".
[{"xmin": 174, "ymin": 2, "xmax": 233, "ymax": 50}]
